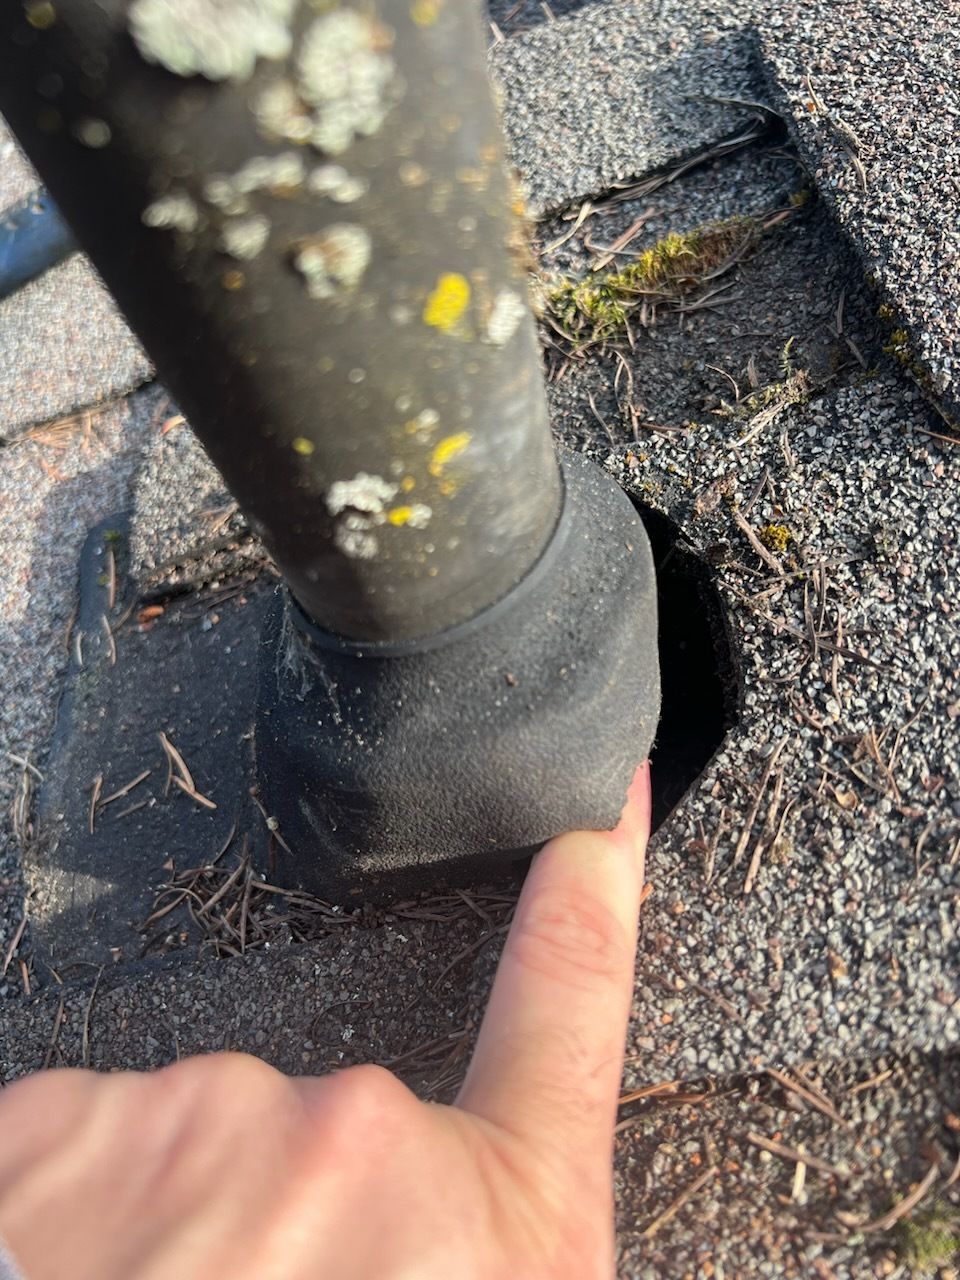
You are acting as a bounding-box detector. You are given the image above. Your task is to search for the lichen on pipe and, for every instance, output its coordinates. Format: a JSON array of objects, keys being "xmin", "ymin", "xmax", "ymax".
[{"xmin": 0, "ymin": 0, "xmax": 561, "ymax": 641}]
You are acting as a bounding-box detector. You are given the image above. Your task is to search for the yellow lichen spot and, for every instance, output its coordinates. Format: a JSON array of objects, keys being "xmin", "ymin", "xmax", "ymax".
[
  {"xmin": 25, "ymin": 0, "xmax": 56, "ymax": 28},
  {"xmin": 759, "ymin": 523, "xmax": 791, "ymax": 554},
  {"xmin": 292, "ymin": 436, "xmax": 315, "ymax": 455},
  {"xmin": 423, "ymin": 272, "xmax": 471, "ymax": 333},
  {"xmin": 438, "ymin": 478, "xmax": 457, "ymax": 496},
  {"xmin": 410, "ymin": 0, "xmax": 442, "ymax": 24},
  {"xmin": 430, "ymin": 432, "xmax": 471, "ymax": 473},
  {"xmin": 387, "ymin": 506, "xmax": 413, "ymax": 526},
  {"xmin": 400, "ymin": 475, "xmax": 416, "ymax": 492},
  {"xmin": 428, "ymin": 432, "xmax": 471, "ymax": 477}
]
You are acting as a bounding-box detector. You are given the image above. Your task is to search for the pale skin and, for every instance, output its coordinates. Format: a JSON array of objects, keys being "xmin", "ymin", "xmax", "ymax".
[{"xmin": 0, "ymin": 763, "xmax": 651, "ymax": 1280}]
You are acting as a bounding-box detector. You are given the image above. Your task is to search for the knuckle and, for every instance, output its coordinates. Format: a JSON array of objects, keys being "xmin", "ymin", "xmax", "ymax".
[
  {"xmin": 158, "ymin": 1051, "xmax": 288, "ymax": 1111},
  {"xmin": 169, "ymin": 1050, "xmax": 276, "ymax": 1087},
  {"xmin": 329, "ymin": 1063, "xmax": 411, "ymax": 1116},
  {"xmin": 511, "ymin": 886, "xmax": 632, "ymax": 990},
  {"xmin": 305, "ymin": 1065, "xmax": 414, "ymax": 1157}
]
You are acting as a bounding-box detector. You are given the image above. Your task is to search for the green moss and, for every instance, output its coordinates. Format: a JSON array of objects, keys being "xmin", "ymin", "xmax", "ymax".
[
  {"xmin": 895, "ymin": 1203, "xmax": 960, "ymax": 1274},
  {"xmin": 547, "ymin": 215, "xmax": 765, "ymax": 350},
  {"xmin": 735, "ymin": 340, "xmax": 810, "ymax": 423},
  {"xmin": 884, "ymin": 328, "xmax": 912, "ymax": 364}
]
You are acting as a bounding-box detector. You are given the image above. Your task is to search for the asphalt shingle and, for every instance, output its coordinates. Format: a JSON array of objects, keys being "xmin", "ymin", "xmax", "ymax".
[
  {"xmin": 0, "ymin": 119, "xmax": 151, "ymax": 437},
  {"xmin": 490, "ymin": 0, "xmax": 764, "ymax": 215},
  {"xmin": 758, "ymin": 1, "xmax": 960, "ymax": 422}
]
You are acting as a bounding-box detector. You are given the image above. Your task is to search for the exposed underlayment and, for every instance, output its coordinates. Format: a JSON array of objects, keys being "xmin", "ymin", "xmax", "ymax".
[
  {"xmin": 0, "ymin": 386, "xmax": 167, "ymax": 980},
  {"xmin": 2, "ymin": 1, "xmax": 960, "ymax": 1275}
]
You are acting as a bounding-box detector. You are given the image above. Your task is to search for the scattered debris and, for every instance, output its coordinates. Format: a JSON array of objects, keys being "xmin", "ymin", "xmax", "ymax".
[
  {"xmin": 158, "ymin": 731, "xmax": 216, "ymax": 809},
  {"xmin": 637, "ymin": 1166, "xmax": 719, "ymax": 1240},
  {"xmin": 745, "ymin": 1131, "xmax": 847, "ymax": 1179}
]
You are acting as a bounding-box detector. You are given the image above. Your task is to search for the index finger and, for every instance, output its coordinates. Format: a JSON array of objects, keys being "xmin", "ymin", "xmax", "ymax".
[{"xmin": 456, "ymin": 761, "xmax": 650, "ymax": 1165}]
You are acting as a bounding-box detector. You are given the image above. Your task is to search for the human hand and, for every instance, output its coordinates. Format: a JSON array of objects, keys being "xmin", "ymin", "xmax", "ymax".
[{"xmin": 0, "ymin": 762, "xmax": 650, "ymax": 1280}]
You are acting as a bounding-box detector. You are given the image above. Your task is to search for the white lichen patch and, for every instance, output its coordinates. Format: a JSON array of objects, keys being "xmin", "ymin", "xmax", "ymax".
[
  {"xmin": 220, "ymin": 214, "xmax": 271, "ymax": 259},
  {"xmin": 308, "ymin": 164, "xmax": 369, "ymax": 203},
  {"xmin": 334, "ymin": 525, "xmax": 379, "ymax": 559},
  {"xmin": 204, "ymin": 176, "xmax": 249, "ymax": 216},
  {"xmin": 72, "ymin": 118, "xmax": 111, "ymax": 148},
  {"xmin": 129, "ymin": 0, "xmax": 296, "ymax": 82},
  {"xmin": 255, "ymin": 79, "xmax": 314, "ymax": 143},
  {"xmin": 233, "ymin": 151, "xmax": 305, "ymax": 193},
  {"xmin": 485, "ymin": 289, "xmax": 526, "ymax": 346},
  {"xmin": 326, "ymin": 472, "xmax": 398, "ymax": 518},
  {"xmin": 142, "ymin": 192, "xmax": 200, "ymax": 232},
  {"xmin": 325, "ymin": 474, "xmax": 432, "ymax": 557},
  {"xmin": 204, "ymin": 152, "xmax": 304, "ymax": 219},
  {"xmin": 292, "ymin": 224, "xmax": 372, "ymax": 299},
  {"xmin": 326, "ymin": 474, "xmax": 400, "ymax": 560},
  {"xmin": 296, "ymin": 10, "xmax": 398, "ymax": 155}
]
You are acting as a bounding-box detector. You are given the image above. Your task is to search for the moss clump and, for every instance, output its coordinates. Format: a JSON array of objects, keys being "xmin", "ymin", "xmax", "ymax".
[
  {"xmin": 728, "ymin": 339, "xmax": 810, "ymax": 428},
  {"xmin": 895, "ymin": 1203, "xmax": 960, "ymax": 1274},
  {"xmin": 884, "ymin": 327, "xmax": 912, "ymax": 364},
  {"xmin": 738, "ymin": 370, "xmax": 810, "ymax": 418},
  {"xmin": 759, "ymin": 523, "xmax": 791, "ymax": 554},
  {"xmin": 547, "ymin": 216, "xmax": 763, "ymax": 349}
]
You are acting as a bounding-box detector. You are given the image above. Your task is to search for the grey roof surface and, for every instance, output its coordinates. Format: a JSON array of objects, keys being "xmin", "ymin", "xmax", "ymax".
[
  {"xmin": 510, "ymin": 131, "xmax": 960, "ymax": 1085},
  {"xmin": 0, "ymin": 119, "xmax": 152, "ymax": 438},
  {"xmin": 490, "ymin": 0, "xmax": 763, "ymax": 215},
  {"xmin": 0, "ymin": 256, "xmax": 153, "ymax": 437},
  {"xmin": 0, "ymin": 125, "xmax": 37, "ymax": 209},
  {"xmin": 2, "ymin": 1, "xmax": 960, "ymax": 1274},
  {"xmin": 759, "ymin": 1, "xmax": 960, "ymax": 423}
]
